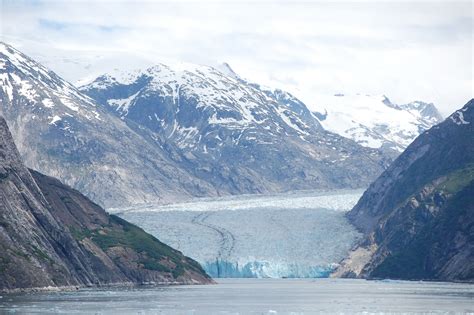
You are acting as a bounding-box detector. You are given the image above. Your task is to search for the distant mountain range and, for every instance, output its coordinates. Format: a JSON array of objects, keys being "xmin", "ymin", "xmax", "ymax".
[
  {"xmin": 334, "ymin": 99, "xmax": 473, "ymax": 282},
  {"xmin": 0, "ymin": 116, "xmax": 211, "ymax": 292},
  {"xmin": 0, "ymin": 42, "xmax": 392, "ymax": 208},
  {"xmin": 310, "ymin": 93, "xmax": 443, "ymax": 153},
  {"xmin": 213, "ymin": 64, "xmax": 443, "ymax": 153}
]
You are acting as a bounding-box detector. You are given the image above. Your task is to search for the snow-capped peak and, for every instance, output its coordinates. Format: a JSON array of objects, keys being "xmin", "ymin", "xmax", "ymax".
[
  {"xmin": 216, "ymin": 62, "xmax": 240, "ymax": 80},
  {"xmin": 307, "ymin": 93, "xmax": 443, "ymax": 152},
  {"xmin": 79, "ymin": 60, "xmax": 336, "ymax": 154},
  {"xmin": 0, "ymin": 42, "xmax": 100, "ymax": 122}
]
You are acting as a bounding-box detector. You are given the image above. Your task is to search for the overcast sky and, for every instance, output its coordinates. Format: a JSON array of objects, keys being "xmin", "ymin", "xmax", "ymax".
[{"xmin": 1, "ymin": 0, "xmax": 472, "ymax": 116}]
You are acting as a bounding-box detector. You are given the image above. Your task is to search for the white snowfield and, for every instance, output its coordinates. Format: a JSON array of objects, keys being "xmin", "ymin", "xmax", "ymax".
[
  {"xmin": 307, "ymin": 93, "xmax": 442, "ymax": 152},
  {"xmin": 115, "ymin": 190, "xmax": 364, "ymax": 278}
]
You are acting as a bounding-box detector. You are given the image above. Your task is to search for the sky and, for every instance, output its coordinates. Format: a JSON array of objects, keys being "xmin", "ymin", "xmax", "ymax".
[{"xmin": 0, "ymin": 0, "xmax": 472, "ymax": 116}]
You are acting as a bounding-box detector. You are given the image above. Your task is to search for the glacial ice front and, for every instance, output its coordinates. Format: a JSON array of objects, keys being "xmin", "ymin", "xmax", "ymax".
[{"xmin": 115, "ymin": 190, "xmax": 363, "ymax": 278}]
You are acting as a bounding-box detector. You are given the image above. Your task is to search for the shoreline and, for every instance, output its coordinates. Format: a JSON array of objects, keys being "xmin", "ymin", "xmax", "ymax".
[
  {"xmin": 2, "ymin": 277, "xmax": 471, "ymax": 295},
  {"xmin": 0, "ymin": 279, "xmax": 215, "ymax": 295}
]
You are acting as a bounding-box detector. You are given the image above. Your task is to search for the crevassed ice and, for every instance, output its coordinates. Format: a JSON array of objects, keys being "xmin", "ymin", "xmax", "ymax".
[
  {"xmin": 117, "ymin": 190, "xmax": 363, "ymax": 278},
  {"xmin": 114, "ymin": 189, "xmax": 363, "ymax": 213}
]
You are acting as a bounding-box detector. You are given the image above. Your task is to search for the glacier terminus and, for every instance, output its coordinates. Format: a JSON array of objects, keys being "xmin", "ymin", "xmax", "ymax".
[{"xmin": 114, "ymin": 190, "xmax": 364, "ymax": 278}]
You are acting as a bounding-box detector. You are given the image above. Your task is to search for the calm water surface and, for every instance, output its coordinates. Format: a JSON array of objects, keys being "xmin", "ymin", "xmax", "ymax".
[{"xmin": 1, "ymin": 279, "xmax": 472, "ymax": 315}]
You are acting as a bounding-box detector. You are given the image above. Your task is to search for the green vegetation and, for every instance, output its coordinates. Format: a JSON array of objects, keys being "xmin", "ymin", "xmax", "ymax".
[
  {"xmin": 372, "ymin": 232, "xmax": 431, "ymax": 279},
  {"xmin": 172, "ymin": 264, "xmax": 185, "ymax": 278},
  {"xmin": 94, "ymin": 215, "xmax": 182, "ymax": 261},
  {"xmin": 68, "ymin": 215, "xmax": 208, "ymax": 278},
  {"xmin": 70, "ymin": 226, "xmax": 93, "ymax": 240},
  {"xmin": 12, "ymin": 249, "xmax": 31, "ymax": 261},
  {"xmin": 31, "ymin": 245, "xmax": 53, "ymax": 263},
  {"xmin": 438, "ymin": 164, "xmax": 474, "ymax": 194},
  {"xmin": 141, "ymin": 259, "xmax": 171, "ymax": 272},
  {"xmin": 59, "ymin": 195, "xmax": 75, "ymax": 205},
  {"xmin": 372, "ymin": 181, "xmax": 473, "ymax": 280},
  {"xmin": 0, "ymin": 259, "xmax": 9, "ymax": 272}
]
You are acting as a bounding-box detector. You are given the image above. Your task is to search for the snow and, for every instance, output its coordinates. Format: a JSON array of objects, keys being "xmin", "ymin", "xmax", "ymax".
[
  {"xmin": 107, "ymin": 90, "xmax": 141, "ymax": 114},
  {"xmin": 81, "ymin": 62, "xmax": 315, "ymax": 140},
  {"xmin": 450, "ymin": 110, "xmax": 470, "ymax": 125},
  {"xmin": 216, "ymin": 62, "xmax": 239, "ymax": 79},
  {"xmin": 208, "ymin": 113, "xmax": 243, "ymax": 125},
  {"xmin": 306, "ymin": 94, "xmax": 441, "ymax": 151},
  {"xmin": 42, "ymin": 98, "xmax": 54, "ymax": 108},
  {"xmin": 275, "ymin": 106, "xmax": 310, "ymax": 136},
  {"xmin": 6, "ymin": 72, "xmax": 39, "ymax": 102},
  {"xmin": 80, "ymin": 60, "xmax": 439, "ymax": 151},
  {"xmin": 59, "ymin": 98, "xmax": 79, "ymax": 112},
  {"xmin": 116, "ymin": 189, "xmax": 362, "ymax": 213},
  {"xmin": 0, "ymin": 42, "xmax": 101, "ymax": 120},
  {"xmin": 0, "ymin": 73, "xmax": 13, "ymax": 101},
  {"xmin": 48, "ymin": 115, "xmax": 61, "ymax": 125},
  {"xmin": 115, "ymin": 189, "xmax": 363, "ymax": 278},
  {"xmin": 17, "ymin": 80, "xmax": 37, "ymax": 102},
  {"xmin": 176, "ymin": 126, "xmax": 200, "ymax": 148}
]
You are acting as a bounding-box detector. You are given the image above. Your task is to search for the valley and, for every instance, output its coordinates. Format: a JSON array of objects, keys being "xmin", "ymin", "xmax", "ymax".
[{"xmin": 114, "ymin": 190, "xmax": 363, "ymax": 278}]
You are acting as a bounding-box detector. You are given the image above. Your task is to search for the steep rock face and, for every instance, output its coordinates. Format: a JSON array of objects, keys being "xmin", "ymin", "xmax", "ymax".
[
  {"xmin": 0, "ymin": 42, "xmax": 216, "ymax": 208},
  {"xmin": 0, "ymin": 117, "xmax": 211, "ymax": 292},
  {"xmin": 80, "ymin": 64, "xmax": 391, "ymax": 195},
  {"xmin": 310, "ymin": 94, "xmax": 443, "ymax": 153},
  {"xmin": 335, "ymin": 100, "xmax": 474, "ymax": 281}
]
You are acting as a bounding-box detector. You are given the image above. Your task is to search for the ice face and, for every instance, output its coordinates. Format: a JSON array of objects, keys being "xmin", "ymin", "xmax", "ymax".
[{"xmin": 117, "ymin": 190, "xmax": 363, "ymax": 278}]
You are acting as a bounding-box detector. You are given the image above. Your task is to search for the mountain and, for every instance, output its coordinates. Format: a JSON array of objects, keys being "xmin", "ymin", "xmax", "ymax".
[
  {"xmin": 333, "ymin": 99, "xmax": 474, "ymax": 282},
  {"xmin": 0, "ymin": 116, "xmax": 212, "ymax": 292},
  {"xmin": 79, "ymin": 63, "xmax": 392, "ymax": 197},
  {"xmin": 309, "ymin": 94, "xmax": 443, "ymax": 153},
  {"xmin": 0, "ymin": 41, "xmax": 219, "ymax": 208}
]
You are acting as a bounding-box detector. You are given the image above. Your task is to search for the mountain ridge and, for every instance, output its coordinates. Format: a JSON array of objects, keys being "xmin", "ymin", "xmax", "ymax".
[
  {"xmin": 0, "ymin": 115, "xmax": 212, "ymax": 292},
  {"xmin": 333, "ymin": 99, "xmax": 474, "ymax": 282},
  {"xmin": 309, "ymin": 93, "xmax": 443, "ymax": 153},
  {"xmin": 0, "ymin": 42, "xmax": 219, "ymax": 208},
  {"xmin": 80, "ymin": 62, "xmax": 393, "ymax": 200}
]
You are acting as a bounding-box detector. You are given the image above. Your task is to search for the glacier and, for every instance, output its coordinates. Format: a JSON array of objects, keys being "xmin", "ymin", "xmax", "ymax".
[{"xmin": 115, "ymin": 190, "xmax": 363, "ymax": 278}]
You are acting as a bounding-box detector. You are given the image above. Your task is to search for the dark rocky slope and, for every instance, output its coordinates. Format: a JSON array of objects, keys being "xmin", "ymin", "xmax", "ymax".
[
  {"xmin": 0, "ymin": 117, "xmax": 211, "ymax": 292},
  {"xmin": 334, "ymin": 99, "xmax": 474, "ymax": 282}
]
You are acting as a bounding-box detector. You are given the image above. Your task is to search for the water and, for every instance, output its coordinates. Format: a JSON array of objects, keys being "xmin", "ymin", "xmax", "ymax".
[
  {"xmin": 1, "ymin": 279, "xmax": 472, "ymax": 314},
  {"xmin": 115, "ymin": 190, "xmax": 364, "ymax": 278}
]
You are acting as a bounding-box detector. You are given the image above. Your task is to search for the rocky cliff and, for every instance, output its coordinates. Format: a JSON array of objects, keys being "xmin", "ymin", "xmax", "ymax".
[
  {"xmin": 0, "ymin": 117, "xmax": 211, "ymax": 292},
  {"xmin": 334, "ymin": 99, "xmax": 473, "ymax": 282}
]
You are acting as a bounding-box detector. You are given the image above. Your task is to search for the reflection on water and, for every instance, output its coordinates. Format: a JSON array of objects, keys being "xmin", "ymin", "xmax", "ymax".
[{"xmin": 1, "ymin": 278, "xmax": 473, "ymax": 314}]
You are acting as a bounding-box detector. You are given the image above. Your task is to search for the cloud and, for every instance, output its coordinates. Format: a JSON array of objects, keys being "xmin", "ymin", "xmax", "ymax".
[{"xmin": 0, "ymin": 0, "xmax": 472, "ymax": 115}]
